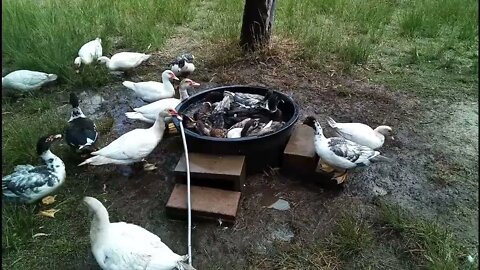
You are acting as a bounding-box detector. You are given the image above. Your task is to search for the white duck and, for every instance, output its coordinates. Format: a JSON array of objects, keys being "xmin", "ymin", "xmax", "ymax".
[
  {"xmin": 78, "ymin": 108, "xmax": 178, "ymax": 170},
  {"xmin": 327, "ymin": 117, "xmax": 393, "ymax": 149},
  {"xmin": 125, "ymin": 79, "xmax": 200, "ymax": 124},
  {"xmin": 2, "ymin": 70, "xmax": 58, "ymax": 92},
  {"xmin": 122, "ymin": 70, "xmax": 179, "ymax": 102},
  {"xmin": 74, "ymin": 37, "xmax": 103, "ymax": 70},
  {"xmin": 303, "ymin": 116, "xmax": 390, "ymax": 179},
  {"xmin": 83, "ymin": 196, "xmax": 195, "ymax": 270},
  {"xmin": 97, "ymin": 52, "xmax": 151, "ymax": 71},
  {"xmin": 170, "ymin": 53, "xmax": 195, "ymax": 77},
  {"xmin": 2, "ymin": 134, "xmax": 66, "ymax": 204}
]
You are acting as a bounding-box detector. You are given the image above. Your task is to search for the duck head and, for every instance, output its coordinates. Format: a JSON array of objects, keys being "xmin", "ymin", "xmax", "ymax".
[
  {"xmin": 36, "ymin": 134, "xmax": 62, "ymax": 155},
  {"xmin": 180, "ymin": 78, "xmax": 200, "ymax": 88},
  {"xmin": 74, "ymin": 57, "xmax": 82, "ymax": 68},
  {"xmin": 69, "ymin": 92, "xmax": 80, "ymax": 108},
  {"xmin": 179, "ymin": 79, "xmax": 200, "ymax": 101},
  {"xmin": 303, "ymin": 116, "xmax": 318, "ymax": 129},
  {"xmin": 203, "ymin": 92, "xmax": 224, "ymax": 103},
  {"xmin": 162, "ymin": 70, "xmax": 179, "ymax": 81},
  {"xmin": 97, "ymin": 56, "xmax": 110, "ymax": 65},
  {"xmin": 375, "ymin": 125, "xmax": 394, "ymax": 140}
]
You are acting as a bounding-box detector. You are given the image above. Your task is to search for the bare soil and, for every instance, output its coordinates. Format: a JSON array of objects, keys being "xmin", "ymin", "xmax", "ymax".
[{"xmin": 66, "ymin": 44, "xmax": 477, "ymax": 269}]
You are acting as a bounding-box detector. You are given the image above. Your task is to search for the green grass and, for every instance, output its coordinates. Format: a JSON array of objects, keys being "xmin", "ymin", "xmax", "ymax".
[
  {"xmin": 379, "ymin": 202, "xmax": 477, "ymax": 270},
  {"xmin": 2, "ymin": 95, "xmax": 69, "ymax": 174},
  {"xmin": 251, "ymin": 242, "xmax": 342, "ymax": 270},
  {"xmin": 2, "ymin": 0, "xmax": 194, "ymax": 86},
  {"xmin": 330, "ymin": 213, "xmax": 374, "ymax": 259},
  {"xmin": 2, "ymin": 0, "xmax": 478, "ymax": 269}
]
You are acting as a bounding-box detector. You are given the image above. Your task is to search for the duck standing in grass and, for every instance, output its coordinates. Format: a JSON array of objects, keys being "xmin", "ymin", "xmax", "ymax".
[
  {"xmin": 97, "ymin": 52, "xmax": 151, "ymax": 72},
  {"xmin": 65, "ymin": 93, "xmax": 98, "ymax": 156},
  {"xmin": 122, "ymin": 70, "xmax": 179, "ymax": 103},
  {"xmin": 2, "ymin": 134, "xmax": 65, "ymax": 204},
  {"xmin": 2, "ymin": 70, "xmax": 58, "ymax": 93},
  {"xmin": 169, "ymin": 53, "xmax": 195, "ymax": 77},
  {"xmin": 303, "ymin": 116, "xmax": 391, "ymax": 183},
  {"xmin": 83, "ymin": 196, "xmax": 195, "ymax": 270},
  {"xmin": 326, "ymin": 116, "xmax": 394, "ymax": 149},
  {"xmin": 74, "ymin": 37, "xmax": 103, "ymax": 72},
  {"xmin": 79, "ymin": 108, "xmax": 179, "ymax": 173}
]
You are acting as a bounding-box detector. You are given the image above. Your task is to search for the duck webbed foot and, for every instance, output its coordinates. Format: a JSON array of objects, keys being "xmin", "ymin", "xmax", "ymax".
[{"xmin": 141, "ymin": 159, "xmax": 157, "ymax": 171}]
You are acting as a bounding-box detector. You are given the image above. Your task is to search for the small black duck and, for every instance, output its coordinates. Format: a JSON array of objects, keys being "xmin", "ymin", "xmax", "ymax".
[{"xmin": 65, "ymin": 93, "xmax": 99, "ymax": 155}]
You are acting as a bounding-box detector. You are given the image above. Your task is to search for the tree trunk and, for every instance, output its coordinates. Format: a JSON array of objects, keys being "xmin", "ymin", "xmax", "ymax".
[{"xmin": 240, "ymin": 0, "xmax": 276, "ymax": 52}]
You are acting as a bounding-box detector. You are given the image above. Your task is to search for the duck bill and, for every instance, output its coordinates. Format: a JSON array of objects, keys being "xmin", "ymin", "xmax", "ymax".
[
  {"xmin": 172, "ymin": 75, "xmax": 180, "ymax": 81},
  {"xmin": 191, "ymin": 81, "xmax": 200, "ymax": 86}
]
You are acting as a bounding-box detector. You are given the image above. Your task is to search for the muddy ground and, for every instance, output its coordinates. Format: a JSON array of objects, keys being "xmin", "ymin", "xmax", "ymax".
[{"xmin": 47, "ymin": 46, "xmax": 478, "ymax": 269}]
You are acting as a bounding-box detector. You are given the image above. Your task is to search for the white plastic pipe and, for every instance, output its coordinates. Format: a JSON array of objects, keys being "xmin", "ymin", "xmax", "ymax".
[{"xmin": 178, "ymin": 118, "xmax": 193, "ymax": 266}]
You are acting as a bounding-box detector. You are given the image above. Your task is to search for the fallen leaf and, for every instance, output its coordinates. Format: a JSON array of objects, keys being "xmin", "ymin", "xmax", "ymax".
[
  {"xmin": 40, "ymin": 208, "xmax": 60, "ymax": 218},
  {"xmin": 32, "ymin": 233, "xmax": 51, "ymax": 239},
  {"xmin": 41, "ymin": 195, "xmax": 57, "ymax": 205}
]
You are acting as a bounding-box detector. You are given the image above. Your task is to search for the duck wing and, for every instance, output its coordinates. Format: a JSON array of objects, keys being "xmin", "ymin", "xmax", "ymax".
[
  {"xmin": 66, "ymin": 118, "xmax": 98, "ymax": 148},
  {"xmin": 2, "ymin": 165, "xmax": 59, "ymax": 202},
  {"xmin": 92, "ymin": 129, "xmax": 157, "ymax": 161},
  {"xmin": 99, "ymin": 223, "xmax": 183, "ymax": 269},
  {"xmin": 327, "ymin": 137, "xmax": 379, "ymax": 166}
]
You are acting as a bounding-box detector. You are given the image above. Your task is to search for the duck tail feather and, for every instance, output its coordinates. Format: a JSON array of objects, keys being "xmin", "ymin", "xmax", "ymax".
[
  {"xmin": 371, "ymin": 154, "xmax": 393, "ymax": 163},
  {"xmin": 177, "ymin": 261, "xmax": 196, "ymax": 270},
  {"xmin": 326, "ymin": 116, "xmax": 337, "ymax": 128},
  {"xmin": 48, "ymin": 74, "xmax": 58, "ymax": 82},
  {"xmin": 122, "ymin": 81, "xmax": 135, "ymax": 90}
]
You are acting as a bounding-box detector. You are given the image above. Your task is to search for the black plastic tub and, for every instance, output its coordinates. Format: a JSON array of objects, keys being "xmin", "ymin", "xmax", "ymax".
[{"xmin": 173, "ymin": 85, "xmax": 299, "ymax": 174}]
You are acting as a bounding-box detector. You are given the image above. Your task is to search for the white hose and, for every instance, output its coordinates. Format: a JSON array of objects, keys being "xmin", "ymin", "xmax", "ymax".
[{"xmin": 178, "ymin": 118, "xmax": 192, "ymax": 266}]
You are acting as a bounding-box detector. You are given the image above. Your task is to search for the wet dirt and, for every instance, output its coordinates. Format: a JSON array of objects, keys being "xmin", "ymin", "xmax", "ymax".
[{"xmin": 63, "ymin": 51, "xmax": 477, "ymax": 269}]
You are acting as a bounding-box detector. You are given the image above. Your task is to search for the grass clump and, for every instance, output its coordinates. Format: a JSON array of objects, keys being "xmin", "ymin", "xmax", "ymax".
[
  {"xmin": 252, "ymin": 242, "xmax": 342, "ymax": 270},
  {"xmin": 379, "ymin": 202, "xmax": 477, "ymax": 270},
  {"xmin": 2, "ymin": 0, "xmax": 194, "ymax": 86},
  {"xmin": 330, "ymin": 212, "xmax": 374, "ymax": 259}
]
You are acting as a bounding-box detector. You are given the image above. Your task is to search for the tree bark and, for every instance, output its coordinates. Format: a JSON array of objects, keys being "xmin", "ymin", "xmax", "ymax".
[{"xmin": 240, "ymin": 0, "xmax": 276, "ymax": 52}]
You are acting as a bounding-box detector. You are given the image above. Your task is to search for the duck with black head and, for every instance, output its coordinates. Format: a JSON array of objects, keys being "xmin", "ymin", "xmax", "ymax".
[
  {"xmin": 2, "ymin": 134, "xmax": 66, "ymax": 204},
  {"xmin": 65, "ymin": 93, "xmax": 99, "ymax": 156}
]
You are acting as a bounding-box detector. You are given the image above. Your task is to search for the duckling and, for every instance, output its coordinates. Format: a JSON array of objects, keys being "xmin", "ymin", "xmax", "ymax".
[
  {"xmin": 202, "ymin": 92, "xmax": 224, "ymax": 103},
  {"xmin": 193, "ymin": 102, "xmax": 213, "ymax": 122},
  {"xmin": 226, "ymin": 91, "xmax": 283, "ymax": 122},
  {"xmin": 65, "ymin": 93, "xmax": 99, "ymax": 155},
  {"xmin": 224, "ymin": 91, "xmax": 265, "ymax": 110},
  {"xmin": 226, "ymin": 118, "xmax": 253, "ymax": 138},
  {"xmin": 242, "ymin": 119, "xmax": 285, "ymax": 137},
  {"xmin": 3, "ymin": 134, "xmax": 65, "ymax": 204}
]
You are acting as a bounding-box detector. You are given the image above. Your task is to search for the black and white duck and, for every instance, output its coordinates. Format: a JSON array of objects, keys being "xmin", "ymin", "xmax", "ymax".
[
  {"xmin": 303, "ymin": 116, "xmax": 391, "ymax": 181},
  {"xmin": 169, "ymin": 53, "xmax": 195, "ymax": 77},
  {"xmin": 2, "ymin": 134, "xmax": 66, "ymax": 204},
  {"xmin": 65, "ymin": 93, "xmax": 99, "ymax": 155}
]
